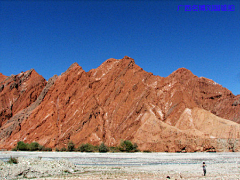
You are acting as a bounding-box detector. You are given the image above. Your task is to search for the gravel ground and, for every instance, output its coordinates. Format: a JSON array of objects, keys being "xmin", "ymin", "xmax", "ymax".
[{"xmin": 0, "ymin": 151, "xmax": 240, "ymax": 180}]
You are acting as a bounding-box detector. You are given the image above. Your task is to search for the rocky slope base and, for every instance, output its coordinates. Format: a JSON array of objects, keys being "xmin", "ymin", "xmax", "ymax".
[{"xmin": 0, "ymin": 56, "xmax": 240, "ymax": 152}]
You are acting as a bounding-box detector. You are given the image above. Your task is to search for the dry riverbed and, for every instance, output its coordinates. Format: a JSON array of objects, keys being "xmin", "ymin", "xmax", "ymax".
[{"xmin": 0, "ymin": 151, "xmax": 240, "ymax": 179}]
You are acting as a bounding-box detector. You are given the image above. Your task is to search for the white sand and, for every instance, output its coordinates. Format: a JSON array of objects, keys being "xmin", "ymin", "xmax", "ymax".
[{"xmin": 0, "ymin": 152, "xmax": 239, "ymax": 179}]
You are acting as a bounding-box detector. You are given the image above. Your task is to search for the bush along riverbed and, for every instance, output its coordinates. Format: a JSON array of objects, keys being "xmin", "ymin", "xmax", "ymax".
[{"xmin": 12, "ymin": 140, "xmax": 142, "ymax": 152}]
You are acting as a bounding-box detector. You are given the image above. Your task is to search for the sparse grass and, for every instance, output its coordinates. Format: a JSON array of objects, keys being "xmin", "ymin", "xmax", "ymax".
[
  {"xmin": 143, "ymin": 150, "xmax": 152, "ymax": 153},
  {"xmin": 7, "ymin": 156, "xmax": 18, "ymax": 164},
  {"xmin": 63, "ymin": 169, "xmax": 70, "ymax": 173}
]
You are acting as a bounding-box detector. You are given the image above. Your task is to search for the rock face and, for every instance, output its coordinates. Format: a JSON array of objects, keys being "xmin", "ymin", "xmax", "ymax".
[
  {"xmin": 0, "ymin": 56, "xmax": 240, "ymax": 152},
  {"xmin": 0, "ymin": 70, "xmax": 46, "ymax": 128}
]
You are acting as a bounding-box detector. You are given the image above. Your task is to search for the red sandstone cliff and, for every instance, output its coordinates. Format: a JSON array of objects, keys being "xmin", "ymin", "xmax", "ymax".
[
  {"xmin": 0, "ymin": 56, "xmax": 239, "ymax": 152},
  {"xmin": 0, "ymin": 70, "xmax": 46, "ymax": 127}
]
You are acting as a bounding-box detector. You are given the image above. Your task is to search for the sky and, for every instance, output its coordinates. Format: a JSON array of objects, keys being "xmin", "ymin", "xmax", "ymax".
[{"xmin": 0, "ymin": 0, "xmax": 239, "ymax": 95}]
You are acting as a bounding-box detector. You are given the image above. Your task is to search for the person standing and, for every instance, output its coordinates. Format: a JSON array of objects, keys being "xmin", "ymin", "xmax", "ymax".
[{"xmin": 202, "ymin": 162, "xmax": 207, "ymax": 176}]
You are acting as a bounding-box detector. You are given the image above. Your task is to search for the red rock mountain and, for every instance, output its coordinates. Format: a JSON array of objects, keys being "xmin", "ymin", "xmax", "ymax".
[
  {"xmin": 0, "ymin": 70, "xmax": 46, "ymax": 127},
  {"xmin": 0, "ymin": 73, "xmax": 7, "ymax": 82},
  {"xmin": 0, "ymin": 56, "xmax": 240, "ymax": 152}
]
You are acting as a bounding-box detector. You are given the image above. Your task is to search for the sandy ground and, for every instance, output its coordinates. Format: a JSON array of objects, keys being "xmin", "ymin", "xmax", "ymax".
[{"xmin": 1, "ymin": 151, "xmax": 240, "ymax": 180}]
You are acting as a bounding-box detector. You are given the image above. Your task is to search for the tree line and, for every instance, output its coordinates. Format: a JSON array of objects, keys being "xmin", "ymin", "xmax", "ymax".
[{"xmin": 12, "ymin": 140, "xmax": 141, "ymax": 152}]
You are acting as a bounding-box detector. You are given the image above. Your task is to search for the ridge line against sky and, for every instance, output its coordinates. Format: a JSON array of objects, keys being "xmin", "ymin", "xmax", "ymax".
[{"xmin": 0, "ymin": 0, "xmax": 239, "ymax": 95}]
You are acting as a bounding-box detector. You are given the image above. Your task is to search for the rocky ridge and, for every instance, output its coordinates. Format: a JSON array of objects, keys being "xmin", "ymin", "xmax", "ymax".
[
  {"xmin": 0, "ymin": 56, "xmax": 240, "ymax": 152},
  {"xmin": 0, "ymin": 70, "xmax": 46, "ymax": 127}
]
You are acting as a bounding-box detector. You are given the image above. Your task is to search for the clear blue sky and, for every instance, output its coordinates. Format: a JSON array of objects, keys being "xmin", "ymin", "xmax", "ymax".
[{"xmin": 0, "ymin": 0, "xmax": 239, "ymax": 95}]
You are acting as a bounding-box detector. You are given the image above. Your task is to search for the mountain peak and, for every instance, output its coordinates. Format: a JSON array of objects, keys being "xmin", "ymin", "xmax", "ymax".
[
  {"xmin": 0, "ymin": 73, "xmax": 6, "ymax": 77},
  {"xmin": 68, "ymin": 62, "xmax": 80, "ymax": 69},
  {"xmin": 123, "ymin": 55, "xmax": 133, "ymax": 59},
  {"xmin": 62, "ymin": 62, "xmax": 83, "ymax": 75},
  {"xmin": 168, "ymin": 67, "xmax": 195, "ymax": 80},
  {"xmin": 174, "ymin": 67, "xmax": 194, "ymax": 75},
  {"xmin": 122, "ymin": 56, "xmax": 135, "ymax": 62},
  {"xmin": 0, "ymin": 73, "xmax": 7, "ymax": 83}
]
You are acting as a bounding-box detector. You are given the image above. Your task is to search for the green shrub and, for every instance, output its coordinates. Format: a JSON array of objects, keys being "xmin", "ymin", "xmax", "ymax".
[
  {"xmin": 28, "ymin": 142, "xmax": 40, "ymax": 151},
  {"xmin": 8, "ymin": 156, "xmax": 18, "ymax": 164},
  {"xmin": 15, "ymin": 141, "xmax": 47, "ymax": 151},
  {"xmin": 42, "ymin": 147, "xmax": 52, "ymax": 151},
  {"xmin": 60, "ymin": 147, "xmax": 67, "ymax": 152},
  {"xmin": 93, "ymin": 145, "xmax": 100, "ymax": 152},
  {"xmin": 99, "ymin": 142, "xmax": 108, "ymax": 153},
  {"xmin": 38, "ymin": 145, "xmax": 44, "ymax": 151},
  {"xmin": 133, "ymin": 143, "xmax": 139, "ymax": 152},
  {"xmin": 109, "ymin": 146, "xmax": 121, "ymax": 152},
  {"xmin": 67, "ymin": 141, "xmax": 75, "ymax": 152},
  {"xmin": 17, "ymin": 141, "xmax": 28, "ymax": 151},
  {"xmin": 12, "ymin": 147, "xmax": 17, "ymax": 151},
  {"xmin": 38, "ymin": 146, "xmax": 52, "ymax": 151},
  {"xmin": 143, "ymin": 150, "xmax": 151, "ymax": 153},
  {"xmin": 77, "ymin": 143, "xmax": 95, "ymax": 152},
  {"xmin": 85, "ymin": 144, "xmax": 95, "ymax": 152},
  {"xmin": 119, "ymin": 140, "xmax": 138, "ymax": 152}
]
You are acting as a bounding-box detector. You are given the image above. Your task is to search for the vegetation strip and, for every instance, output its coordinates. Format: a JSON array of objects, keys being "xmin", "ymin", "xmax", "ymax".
[{"xmin": 13, "ymin": 140, "xmax": 141, "ymax": 152}]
